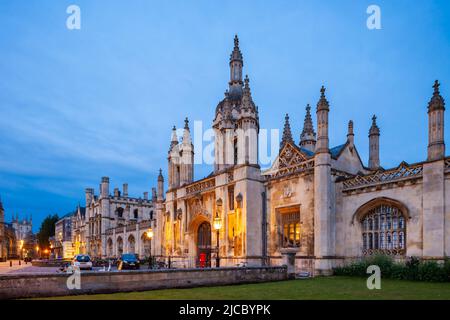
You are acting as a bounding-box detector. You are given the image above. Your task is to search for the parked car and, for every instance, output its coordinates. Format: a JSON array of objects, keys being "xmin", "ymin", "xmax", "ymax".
[
  {"xmin": 72, "ymin": 254, "xmax": 93, "ymax": 270},
  {"xmin": 117, "ymin": 253, "xmax": 140, "ymax": 270}
]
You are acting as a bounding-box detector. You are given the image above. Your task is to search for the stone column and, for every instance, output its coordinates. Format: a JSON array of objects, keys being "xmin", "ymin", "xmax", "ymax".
[
  {"xmin": 313, "ymin": 86, "xmax": 334, "ymax": 274},
  {"xmin": 422, "ymin": 160, "xmax": 445, "ymax": 258}
]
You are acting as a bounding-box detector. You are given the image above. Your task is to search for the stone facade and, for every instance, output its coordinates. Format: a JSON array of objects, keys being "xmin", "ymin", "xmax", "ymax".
[
  {"xmin": 0, "ymin": 199, "xmax": 34, "ymax": 260},
  {"xmin": 72, "ymin": 176, "xmax": 163, "ymax": 259},
  {"xmin": 77, "ymin": 37, "xmax": 449, "ymax": 275},
  {"xmin": 154, "ymin": 36, "xmax": 449, "ymax": 274}
]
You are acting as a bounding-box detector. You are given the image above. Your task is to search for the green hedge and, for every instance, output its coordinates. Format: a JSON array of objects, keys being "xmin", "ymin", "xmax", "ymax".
[{"xmin": 333, "ymin": 255, "xmax": 450, "ymax": 282}]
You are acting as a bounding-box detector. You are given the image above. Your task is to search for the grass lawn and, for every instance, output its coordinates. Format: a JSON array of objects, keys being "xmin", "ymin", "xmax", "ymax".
[{"xmin": 44, "ymin": 276, "xmax": 450, "ymax": 300}]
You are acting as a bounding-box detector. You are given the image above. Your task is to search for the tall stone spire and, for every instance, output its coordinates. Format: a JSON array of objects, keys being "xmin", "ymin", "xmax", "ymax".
[
  {"xmin": 300, "ymin": 104, "xmax": 316, "ymax": 152},
  {"xmin": 229, "ymin": 35, "xmax": 244, "ymax": 99},
  {"xmin": 180, "ymin": 117, "xmax": 194, "ymax": 185},
  {"xmin": 281, "ymin": 113, "xmax": 294, "ymax": 148},
  {"xmin": 427, "ymin": 80, "xmax": 446, "ymax": 161},
  {"xmin": 368, "ymin": 115, "xmax": 380, "ymax": 169}
]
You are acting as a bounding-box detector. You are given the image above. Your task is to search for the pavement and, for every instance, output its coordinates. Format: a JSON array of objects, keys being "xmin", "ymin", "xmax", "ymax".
[
  {"xmin": 0, "ymin": 261, "xmax": 134, "ymax": 275},
  {"xmin": 0, "ymin": 261, "xmax": 59, "ymax": 274}
]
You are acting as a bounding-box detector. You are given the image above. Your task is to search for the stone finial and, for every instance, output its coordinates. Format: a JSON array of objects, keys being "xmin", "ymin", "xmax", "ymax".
[
  {"xmin": 170, "ymin": 125, "xmax": 178, "ymax": 151},
  {"xmin": 281, "ymin": 113, "xmax": 294, "ymax": 148},
  {"xmin": 348, "ymin": 120, "xmax": 354, "ymax": 136},
  {"xmin": 428, "ymin": 80, "xmax": 445, "ymax": 112},
  {"xmin": 369, "ymin": 115, "xmax": 380, "ymax": 136},
  {"xmin": 317, "ymin": 86, "xmax": 330, "ymax": 111},
  {"xmin": 368, "ymin": 115, "xmax": 380, "ymax": 169},
  {"xmin": 184, "ymin": 117, "xmax": 190, "ymax": 130},
  {"xmin": 230, "ymin": 34, "xmax": 243, "ymax": 62},
  {"xmin": 347, "ymin": 120, "xmax": 354, "ymax": 146}
]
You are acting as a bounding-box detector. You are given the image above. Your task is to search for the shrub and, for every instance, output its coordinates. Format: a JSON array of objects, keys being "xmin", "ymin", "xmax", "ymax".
[
  {"xmin": 443, "ymin": 258, "xmax": 450, "ymax": 281},
  {"xmin": 418, "ymin": 261, "xmax": 447, "ymax": 282},
  {"xmin": 365, "ymin": 254, "xmax": 394, "ymax": 277},
  {"xmin": 333, "ymin": 256, "xmax": 450, "ymax": 282}
]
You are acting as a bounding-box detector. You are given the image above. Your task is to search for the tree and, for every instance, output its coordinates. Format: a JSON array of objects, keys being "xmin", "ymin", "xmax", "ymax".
[{"xmin": 37, "ymin": 214, "xmax": 59, "ymax": 249}]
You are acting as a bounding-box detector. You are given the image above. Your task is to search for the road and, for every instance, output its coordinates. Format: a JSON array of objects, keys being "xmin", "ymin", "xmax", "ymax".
[{"xmin": 0, "ymin": 261, "xmax": 120, "ymax": 275}]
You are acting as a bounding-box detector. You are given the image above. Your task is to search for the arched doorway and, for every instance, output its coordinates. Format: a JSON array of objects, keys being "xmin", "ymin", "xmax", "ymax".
[
  {"xmin": 107, "ymin": 238, "xmax": 113, "ymax": 257},
  {"xmin": 197, "ymin": 222, "xmax": 211, "ymax": 268},
  {"xmin": 117, "ymin": 236, "xmax": 123, "ymax": 256},
  {"xmin": 128, "ymin": 235, "xmax": 136, "ymax": 254}
]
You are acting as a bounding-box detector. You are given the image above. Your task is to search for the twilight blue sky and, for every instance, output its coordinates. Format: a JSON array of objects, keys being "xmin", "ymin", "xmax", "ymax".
[{"xmin": 0, "ymin": 0, "xmax": 449, "ymax": 231}]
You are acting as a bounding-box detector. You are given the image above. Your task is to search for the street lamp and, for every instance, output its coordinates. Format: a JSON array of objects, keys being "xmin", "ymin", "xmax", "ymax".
[
  {"xmin": 146, "ymin": 227, "xmax": 154, "ymax": 269},
  {"xmin": 213, "ymin": 213, "xmax": 222, "ymax": 268},
  {"xmin": 19, "ymin": 240, "xmax": 24, "ymax": 261}
]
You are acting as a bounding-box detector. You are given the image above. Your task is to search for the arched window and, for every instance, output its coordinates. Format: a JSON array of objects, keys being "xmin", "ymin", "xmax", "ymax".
[
  {"xmin": 361, "ymin": 204, "xmax": 406, "ymax": 256},
  {"xmin": 133, "ymin": 209, "xmax": 138, "ymax": 220},
  {"xmin": 116, "ymin": 207, "xmax": 124, "ymax": 218}
]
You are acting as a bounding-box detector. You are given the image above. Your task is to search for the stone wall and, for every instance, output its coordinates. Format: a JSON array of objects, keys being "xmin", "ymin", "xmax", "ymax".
[{"xmin": 0, "ymin": 266, "xmax": 287, "ymax": 299}]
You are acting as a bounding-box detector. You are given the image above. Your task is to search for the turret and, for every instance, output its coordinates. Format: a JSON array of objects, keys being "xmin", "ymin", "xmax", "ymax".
[
  {"xmin": 300, "ymin": 104, "xmax": 316, "ymax": 152},
  {"xmin": 427, "ymin": 80, "xmax": 445, "ymax": 161},
  {"xmin": 347, "ymin": 120, "xmax": 354, "ymax": 146},
  {"xmin": 368, "ymin": 115, "xmax": 380, "ymax": 169},
  {"xmin": 101, "ymin": 177, "xmax": 110, "ymax": 198},
  {"xmin": 180, "ymin": 118, "xmax": 194, "ymax": 185},
  {"xmin": 157, "ymin": 169, "xmax": 164, "ymax": 201},
  {"xmin": 315, "ymin": 86, "xmax": 330, "ymax": 154},
  {"xmin": 313, "ymin": 86, "xmax": 334, "ymax": 274},
  {"xmin": 85, "ymin": 188, "xmax": 94, "ymax": 206},
  {"xmin": 168, "ymin": 126, "xmax": 180, "ymax": 189},
  {"xmin": 237, "ymin": 75, "xmax": 259, "ymax": 165}
]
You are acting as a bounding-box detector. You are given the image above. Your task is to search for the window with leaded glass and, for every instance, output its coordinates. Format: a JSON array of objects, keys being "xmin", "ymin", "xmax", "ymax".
[
  {"xmin": 361, "ymin": 204, "xmax": 406, "ymax": 255},
  {"xmin": 281, "ymin": 211, "xmax": 301, "ymax": 248}
]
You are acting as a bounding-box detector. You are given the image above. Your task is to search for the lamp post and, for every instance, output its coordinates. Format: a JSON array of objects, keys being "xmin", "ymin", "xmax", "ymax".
[
  {"xmin": 146, "ymin": 227, "xmax": 154, "ymax": 269},
  {"xmin": 213, "ymin": 213, "xmax": 222, "ymax": 268}
]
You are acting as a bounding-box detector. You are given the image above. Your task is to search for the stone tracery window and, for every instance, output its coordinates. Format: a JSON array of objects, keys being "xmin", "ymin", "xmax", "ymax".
[{"xmin": 361, "ymin": 204, "xmax": 406, "ymax": 256}]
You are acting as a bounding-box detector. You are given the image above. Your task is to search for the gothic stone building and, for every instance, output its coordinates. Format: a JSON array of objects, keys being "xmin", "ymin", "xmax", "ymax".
[
  {"xmin": 154, "ymin": 36, "xmax": 449, "ymax": 274},
  {"xmin": 80, "ymin": 36, "xmax": 449, "ymax": 275},
  {"xmin": 0, "ymin": 199, "xmax": 35, "ymax": 260},
  {"xmin": 73, "ymin": 178, "xmax": 163, "ymax": 259}
]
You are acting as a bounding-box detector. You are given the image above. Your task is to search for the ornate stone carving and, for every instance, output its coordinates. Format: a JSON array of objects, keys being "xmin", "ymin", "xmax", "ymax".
[
  {"xmin": 186, "ymin": 177, "xmax": 215, "ymax": 195},
  {"xmin": 278, "ymin": 143, "xmax": 308, "ymax": 169},
  {"xmin": 227, "ymin": 171, "xmax": 234, "ymax": 183},
  {"xmin": 283, "ymin": 184, "xmax": 292, "ymax": 198},
  {"xmin": 270, "ymin": 158, "xmax": 315, "ymax": 179},
  {"xmin": 190, "ymin": 198, "xmax": 210, "ymax": 220},
  {"xmin": 343, "ymin": 161, "xmax": 423, "ymax": 191}
]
